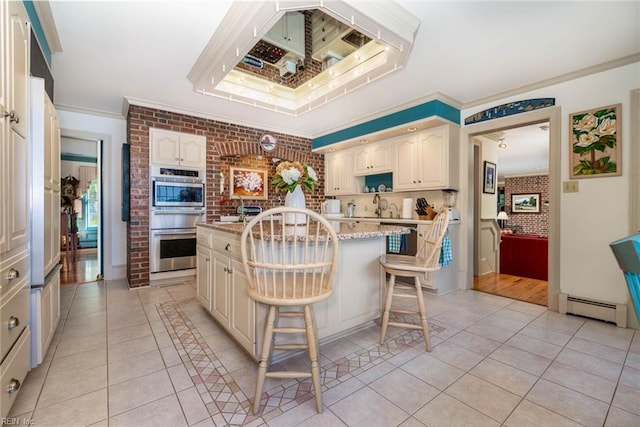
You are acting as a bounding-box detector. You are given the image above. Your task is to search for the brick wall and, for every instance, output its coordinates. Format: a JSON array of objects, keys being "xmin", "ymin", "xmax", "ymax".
[
  {"xmin": 504, "ymin": 174, "xmax": 549, "ymax": 236},
  {"xmin": 126, "ymin": 105, "xmax": 323, "ymax": 288}
]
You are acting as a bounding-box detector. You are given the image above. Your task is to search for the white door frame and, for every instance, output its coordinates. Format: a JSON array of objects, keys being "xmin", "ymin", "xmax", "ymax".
[
  {"xmin": 461, "ymin": 106, "xmax": 561, "ymax": 311},
  {"xmin": 60, "ymin": 129, "xmax": 107, "ymax": 281}
]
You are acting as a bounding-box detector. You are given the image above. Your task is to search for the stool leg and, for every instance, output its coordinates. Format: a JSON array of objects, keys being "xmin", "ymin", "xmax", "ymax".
[
  {"xmin": 253, "ymin": 305, "xmax": 276, "ymax": 414},
  {"xmin": 414, "ymin": 276, "xmax": 431, "ymax": 351},
  {"xmin": 380, "ymin": 273, "xmax": 396, "ymax": 345},
  {"xmin": 304, "ymin": 305, "xmax": 323, "ymax": 413}
]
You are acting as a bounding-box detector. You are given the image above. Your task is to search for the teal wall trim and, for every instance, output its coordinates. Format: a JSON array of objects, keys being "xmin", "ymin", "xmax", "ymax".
[
  {"xmin": 62, "ymin": 154, "xmax": 98, "ymax": 164},
  {"xmin": 23, "ymin": 1, "xmax": 51, "ymax": 64},
  {"xmin": 312, "ymin": 99, "xmax": 460, "ymax": 149}
]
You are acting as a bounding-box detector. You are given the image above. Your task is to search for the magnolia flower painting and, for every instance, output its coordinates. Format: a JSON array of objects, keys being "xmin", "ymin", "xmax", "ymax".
[{"xmin": 570, "ymin": 104, "xmax": 621, "ymax": 178}]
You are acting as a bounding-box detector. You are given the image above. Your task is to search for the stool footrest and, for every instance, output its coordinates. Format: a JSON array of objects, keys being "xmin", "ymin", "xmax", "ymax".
[
  {"xmin": 273, "ymin": 344, "xmax": 307, "ymax": 350},
  {"xmin": 273, "ymin": 327, "xmax": 306, "ymax": 334},
  {"xmin": 389, "ymin": 309, "xmax": 419, "ymax": 315},
  {"xmin": 266, "ymin": 371, "xmax": 312, "ymax": 379},
  {"xmin": 393, "ymin": 284, "xmax": 416, "ymax": 291},
  {"xmin": 278, "ymin": 312, "xmax": 303, "ymax": 318},
  {"xmin": 387, "ymin": 321, "xmax": 421, "ymax": 330},
  {"xmin": 392, "ymin": 293, "xmax": 417, "ymax": 299}
]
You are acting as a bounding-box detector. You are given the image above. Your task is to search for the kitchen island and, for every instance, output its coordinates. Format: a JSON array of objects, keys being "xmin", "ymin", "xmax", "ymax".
[{"xmin": 196, "ymin": 221, "xmax": 409, "ymax": 360}]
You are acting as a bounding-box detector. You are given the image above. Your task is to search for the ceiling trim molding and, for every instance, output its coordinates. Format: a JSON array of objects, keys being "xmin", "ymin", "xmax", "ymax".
[
  {"xmin": 503, "ymin": 171, "xmax": 549, "ymax": 179},
  {"xmin": 31, "ymin": 0, "xmax": 62, "ymax": 54},
  {"xmin": 56, "ymin": 103, "xmax": 126, "ymax": 121},
  {"xmin": 463, "ymin": 54, "xmax": 640, "ymax": 111}
]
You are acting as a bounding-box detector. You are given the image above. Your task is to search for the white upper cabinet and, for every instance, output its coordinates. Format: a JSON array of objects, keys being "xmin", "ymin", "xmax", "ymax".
[
  {"xmin": 325, "ymin": 150, "xmax": 353, "ymax": 196},
  {"xmin": 353, "ymin": 141, "xmax": 392, "ymax": 175},
  {"xmin": 8, "ymin": 2, "xmax": 29, "ymax": 139},
  {"xmin": 2, "ymin": 1, "xmax": 30, "ymax": 254},
  {"xmin": 393, "ymin": 125, "xmax": 455, "ymax": 191},
  {"xmin": 150, "ymin": 128, "xmax": 206, "ymax": 169},
  {"xmin": 263, "ymin": 11, "xmax": 305, "ymax": 59}
]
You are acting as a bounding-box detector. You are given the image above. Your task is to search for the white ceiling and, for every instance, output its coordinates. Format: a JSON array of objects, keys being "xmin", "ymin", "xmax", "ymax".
[
  {"xmin": 48, "ymin": 1, "xmax": 639, "ymax": 141},
  {"xmin": 494, "ymin": 122, "xmax": 550, "ymax": 180}
]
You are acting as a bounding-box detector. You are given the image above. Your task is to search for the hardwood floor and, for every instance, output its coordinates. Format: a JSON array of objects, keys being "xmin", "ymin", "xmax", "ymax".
[
  {"xmin": 60, "ymin": 248, "xmax": 99, "ymax": 285},
  {"xmin": 473, "ymin": 272, "xmax": 548, "ymax": 306}
]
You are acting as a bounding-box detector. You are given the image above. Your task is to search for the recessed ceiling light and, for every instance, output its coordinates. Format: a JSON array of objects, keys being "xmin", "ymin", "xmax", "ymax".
[
  {"xmin": 407, "ymin": 127, "xmax": 418, "ymax": 132},
  {"xmin": 360, "ymin": 139, "xmax": 369, "ymax": 144}
]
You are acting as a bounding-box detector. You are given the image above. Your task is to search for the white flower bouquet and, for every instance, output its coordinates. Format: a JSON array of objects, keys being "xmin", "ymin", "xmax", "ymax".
[{"xmin": 272, "ymin": 161, "xmax": 317, "ymax": 193}]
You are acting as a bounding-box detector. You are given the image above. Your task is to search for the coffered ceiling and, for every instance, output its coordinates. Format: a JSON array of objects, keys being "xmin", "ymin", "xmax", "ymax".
[{"xmin": 48, "ymin": 1, "xmax": 639, "ymax": 139}]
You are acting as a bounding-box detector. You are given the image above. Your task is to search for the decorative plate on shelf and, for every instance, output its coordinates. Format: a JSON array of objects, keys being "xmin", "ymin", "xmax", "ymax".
[{"xmin": 378, "ymin": 184, "xmax": 386, "ymax": 193}]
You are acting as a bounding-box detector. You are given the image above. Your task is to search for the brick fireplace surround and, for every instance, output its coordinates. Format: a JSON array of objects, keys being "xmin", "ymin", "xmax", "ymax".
[{"xmin": 126, "ymin": 105, "xmax": 324, "ymax": 288}]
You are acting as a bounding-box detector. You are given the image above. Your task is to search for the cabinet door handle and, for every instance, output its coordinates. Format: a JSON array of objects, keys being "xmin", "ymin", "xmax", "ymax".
[
  {"xmin": 4, "ymin": 111, "xmax": 19, "ymax": 124},
  {"xmin": 7, "ymin": 316, "xmax": 19, "ymax": 330},
  {"xmin": 7, "ymin": 268, "xmax": 19, "ymax": 280},
  {"xmin": 7, "ymin": 378, "xmax": 21, "ymax": 394}
]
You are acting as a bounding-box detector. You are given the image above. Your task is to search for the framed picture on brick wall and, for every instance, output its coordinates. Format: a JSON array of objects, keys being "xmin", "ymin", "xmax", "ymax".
[
  {"xmin": 512, "ymin": 193, "xmax": 540, "ymax": 213},
  {"xmin": 230, "ymin": 167, "xmax": 268, "ymax": 200}
]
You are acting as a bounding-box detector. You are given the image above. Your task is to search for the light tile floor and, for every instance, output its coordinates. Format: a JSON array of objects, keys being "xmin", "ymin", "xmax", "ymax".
[{"xmin": 6, "ymin": 279, "xmax": 640, "ymax": 427}]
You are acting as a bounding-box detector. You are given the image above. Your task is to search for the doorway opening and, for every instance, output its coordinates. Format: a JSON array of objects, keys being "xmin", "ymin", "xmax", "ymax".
[
  {"xmin": 465, "ymin": 107, "xmax": 561, "ymax": 311},
  {"xmin": 60, "ymin": 135, "xmax": 103, "ymax": 285},
  {"xmin": 473, "ymin": 122, "xmax": 550, "ymax": 306}
]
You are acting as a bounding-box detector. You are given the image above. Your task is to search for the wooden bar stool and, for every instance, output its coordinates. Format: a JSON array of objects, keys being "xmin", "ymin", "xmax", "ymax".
[
  {"xmin": 241, "ymin": 207, "xmax": 339, "ymax": 414},
  {"xmin": 379, "ymin": 209, "xmax": 450, "ymax": 351}
]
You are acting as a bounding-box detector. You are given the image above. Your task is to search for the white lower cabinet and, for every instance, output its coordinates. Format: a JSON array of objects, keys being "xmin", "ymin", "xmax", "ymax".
[
  {"xmin": 196, "ymin": 244, "xmax": 212, "ymax": 311},
  {"xmin": 197, "ymin": 227, "xmax": 256, "ymax": 356},
  {"xmin": 30, "ymin": 269, "xmax": 60, "ymax": 367},
  {"xmin": 228, "ymin": 262, "xmax": 254, "ymax": 353},
  {"xmin": 0, "ymin": 325, "xmax": 30, "ymax": 419}
]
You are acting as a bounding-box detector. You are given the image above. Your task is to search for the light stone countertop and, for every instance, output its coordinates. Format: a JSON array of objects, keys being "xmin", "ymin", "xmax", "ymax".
[{"xmin": 198, "ymin": 221, "xmax": 410, "ymax": 241}]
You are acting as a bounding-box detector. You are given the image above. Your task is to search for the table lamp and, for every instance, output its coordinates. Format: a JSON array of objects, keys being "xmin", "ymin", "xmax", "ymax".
[{"xmin": 497, "ymin": 211, "xmax": 509, "ymax": 229}]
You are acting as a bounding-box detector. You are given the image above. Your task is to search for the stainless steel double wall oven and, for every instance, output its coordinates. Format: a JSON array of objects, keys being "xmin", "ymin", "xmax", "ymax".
[{"xmin": 150, "ymin": 166, "xmax": 205, "ymax": 273}]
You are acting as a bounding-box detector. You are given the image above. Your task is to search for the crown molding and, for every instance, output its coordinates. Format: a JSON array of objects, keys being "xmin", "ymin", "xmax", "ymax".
[
  {"xmin": 32, "ymin": 1, "xmax": 62, "ymax": 53},
  {"xmin": 463, "ymin": 54, "xmax": 640, "ymax": 110}
]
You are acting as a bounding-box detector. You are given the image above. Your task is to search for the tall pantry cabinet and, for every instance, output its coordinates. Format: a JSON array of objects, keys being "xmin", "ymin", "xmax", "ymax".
[
  {"xmin": 0, "ymin": 1, "xmax": 31, "ymax": 419},
  {"xmin": 29, "ymin": 77, "xmax": 61, "ymax": 368}
]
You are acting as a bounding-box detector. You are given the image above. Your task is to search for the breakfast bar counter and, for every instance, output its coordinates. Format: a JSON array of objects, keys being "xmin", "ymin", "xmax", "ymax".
[
  {"xmin": 196, "ymin": 221, "xmax": 409, "ymax": 360},
  {"xmin": 198, "ymin": 220, "xmax": 410, "ymax": 240}
]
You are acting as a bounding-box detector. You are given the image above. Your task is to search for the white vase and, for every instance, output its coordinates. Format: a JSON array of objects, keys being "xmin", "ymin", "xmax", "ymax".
[{"xmin": 284, "ymin": 185, "xmax": 306, "ymax": 224}]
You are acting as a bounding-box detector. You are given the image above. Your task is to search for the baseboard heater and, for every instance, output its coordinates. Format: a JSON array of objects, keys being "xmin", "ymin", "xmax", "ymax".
[{"xmin": 559, "ymin": 293, "xmax": 627, "ymax": 328}]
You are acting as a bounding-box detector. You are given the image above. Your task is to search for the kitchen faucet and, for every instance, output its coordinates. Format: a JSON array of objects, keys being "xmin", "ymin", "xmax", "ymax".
[
  {"xmin": 373, "ymin": 193, "xmax": 381, "ymax": 218},
  {"xmin": 388, "ymin": 203, "xmax": 399, "ymax": 219}
]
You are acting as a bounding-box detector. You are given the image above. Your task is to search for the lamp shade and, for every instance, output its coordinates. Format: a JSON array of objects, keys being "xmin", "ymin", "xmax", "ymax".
[{"xmin": 497, "ymin": 211, "xmax": 509, "ymax": 220}]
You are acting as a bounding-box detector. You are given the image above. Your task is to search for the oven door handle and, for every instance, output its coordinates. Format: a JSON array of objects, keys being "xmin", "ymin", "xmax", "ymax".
[
  {"xmin": 152, "ymin": 230, "xmax": 197, "ymax": 236},
  {"xmin": 151, "ymin": 210, "xmax": 204, "ymax": 215}
]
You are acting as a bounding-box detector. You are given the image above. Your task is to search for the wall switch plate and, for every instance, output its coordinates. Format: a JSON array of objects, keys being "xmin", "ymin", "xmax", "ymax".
[{"xmin": 563, "ymin": 180, "xmax": 579, "ymax": 193}]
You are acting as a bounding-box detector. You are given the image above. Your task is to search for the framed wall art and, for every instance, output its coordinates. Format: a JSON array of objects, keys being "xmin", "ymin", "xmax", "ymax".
[
  {"xmin": 570, "ymin": 103, "xmax": 621, "ymax": 179},
  {"xmin": 230, "ymin": 167, "xmax": 268, "ymax": 200},
  {"xmin": 483, "ymin": 161, "xmax": 496, "ymax": 194},
  {"xmin": 511, "ymin": 193, "xmax": 540, "ymax": 213}
]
